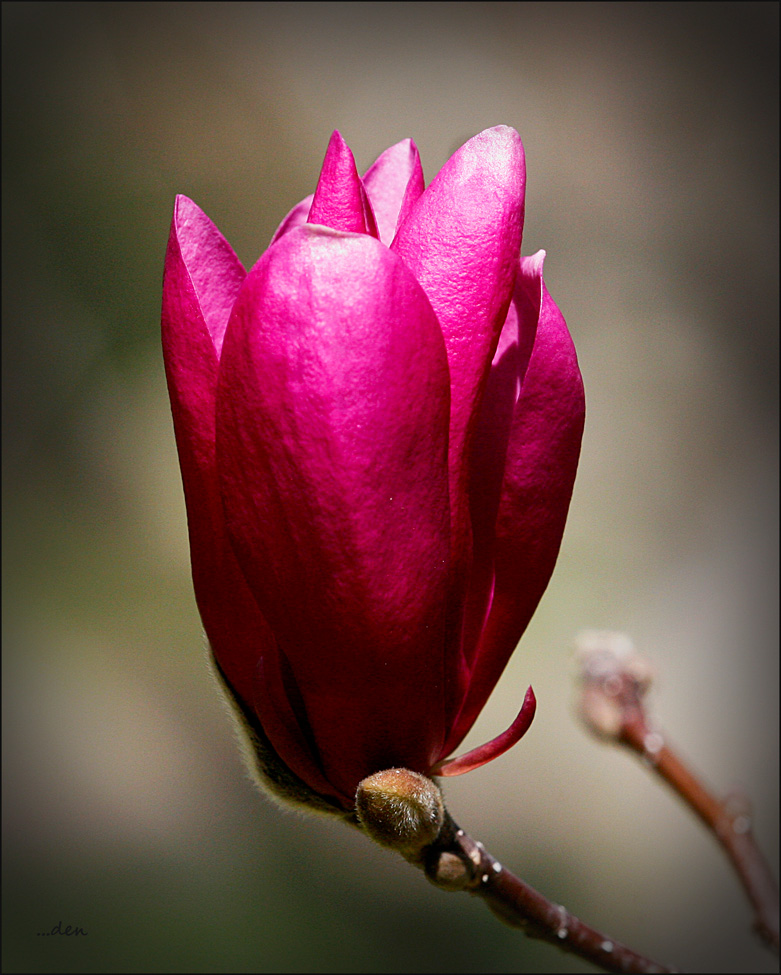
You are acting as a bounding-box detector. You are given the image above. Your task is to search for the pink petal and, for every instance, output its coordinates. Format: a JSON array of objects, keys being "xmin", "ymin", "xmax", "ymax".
[
  {"xmin": 458, "ymin": 268, "xmax": 539, "ymax": 670},
  {"xmin": 433, "ymin": 686, "xmax": 536, "ymax": 776},
  {"xmin": 362, "ymin": 138, "xmax": 425, "ymax": 245},
  {"xmin": 164, "ymin": 195, "xmax": 246, "ymax": 362},
  {"xmin": 162, "ymin": 197, "xmax": 337, "ymax": 796},
  {"xmin": 445, "ymin": 252, "xmax": 585, "ymax": 752},
  {"xmin": 269, "ymin": 193, "xmax": 314, "ymax": 245},
  {"xmin": 391, "ymin": 125, "xmax": 526, "ymax": 722},
  {"xmin": 216, "ymin": 226, "xmax": 452, "ymax": 799},
  {"xmin": 249, "ymin": 651, "xmax": 354, "ymax": 808},
  {"xmin": 307, "ymin": 130, "xmax": 379, "ymax": 237},
  {"xmin": 391, "ymin": 126, "xmax": 524, "ymax": 482},
  {"xmin": 161, "ymin": 195, "xmax": 256, "ymax": 694},
  {"xmin": 161, "ymin": 195, "xmax": 245, "ymax": 610}
]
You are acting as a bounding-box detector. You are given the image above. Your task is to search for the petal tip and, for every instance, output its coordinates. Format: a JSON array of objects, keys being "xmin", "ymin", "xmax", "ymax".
[{"xmin": 432, "ymin": 686, "xmax": 537, "ymax": 777}]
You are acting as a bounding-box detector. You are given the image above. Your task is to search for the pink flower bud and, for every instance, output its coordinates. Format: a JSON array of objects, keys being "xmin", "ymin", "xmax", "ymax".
[{"xmin": 161, "ymin": 127, "xmax": 585, "ymax": 813}]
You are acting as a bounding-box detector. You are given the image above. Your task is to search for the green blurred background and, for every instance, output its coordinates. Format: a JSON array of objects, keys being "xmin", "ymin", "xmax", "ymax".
[{"xmin": 3, "ymin": 3, "xmax": 778, "ymax": 972}]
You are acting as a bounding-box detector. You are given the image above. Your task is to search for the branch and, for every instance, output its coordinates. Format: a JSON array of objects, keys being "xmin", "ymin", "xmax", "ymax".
[
  {"xmin": 425, "ymin": 812, "xmax": 677, "ymax": 974},
  {"xmin": 575, "ymin": 630, "xmax": 779, "ymax": 953},
  {"xmin": 355, "ymin": 768, "xmax": 677, "ymax": 974}
]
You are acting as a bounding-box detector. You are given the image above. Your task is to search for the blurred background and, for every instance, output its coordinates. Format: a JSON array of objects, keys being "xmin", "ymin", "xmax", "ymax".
[{"xmin": 3, "ymin": 2, "xmax": 778, "ymax": 972}]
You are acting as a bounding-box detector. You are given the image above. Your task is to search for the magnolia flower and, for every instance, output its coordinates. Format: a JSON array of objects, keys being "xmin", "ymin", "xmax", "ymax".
[{"xmin": 162, "ymin": 126, "xmax": 584, "ymax": 815}]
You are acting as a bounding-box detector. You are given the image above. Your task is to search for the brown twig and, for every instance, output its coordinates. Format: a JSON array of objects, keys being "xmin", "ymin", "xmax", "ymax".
[
  {"xmin": 355, "ymin": 768, "xmax": 678, "ymax": 974},
  {"xmin": 424, "ymin": 811, "xmax": 678, "ymax": 974},
  {"xmin": 575, "ymin": 631, "xmax": 779, "ymax": 953}
]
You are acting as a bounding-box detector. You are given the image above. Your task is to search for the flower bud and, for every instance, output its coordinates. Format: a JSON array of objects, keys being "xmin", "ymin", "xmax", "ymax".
[
  {"xmin": 355, "ymin": 769, "xmax": 445, "ymax": 859},
  {"xmin": 574, "ymin": 630, "xmax": 655, "ymax": 741},
  {"xmin": 162, "ymin": 127, "xmax": 583, "ymax": 809}
]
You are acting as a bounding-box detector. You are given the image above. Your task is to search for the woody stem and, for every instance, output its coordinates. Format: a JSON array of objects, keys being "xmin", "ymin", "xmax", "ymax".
[
  {"xmin": 421, "ymin": 811, "xmax": 676, "ymax": 974},
  {"xmin": 618, "ymin": 707, "xmax": 779, "ymax": 952}
]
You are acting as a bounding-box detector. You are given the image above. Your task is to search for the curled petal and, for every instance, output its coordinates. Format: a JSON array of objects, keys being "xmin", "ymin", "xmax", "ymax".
[
  {"xmin": 432, "ymin": 686, "xmax": 536, "ymax": 777},
  {"xmin": 216, "ymin": 226, "xmax": 452, "ymax": 799},
  {"xmin": 308, "ymin": 130, "xmax": 378, "ymax": 237}
]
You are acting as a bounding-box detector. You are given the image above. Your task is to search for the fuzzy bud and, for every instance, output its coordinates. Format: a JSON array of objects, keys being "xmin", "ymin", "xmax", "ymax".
[{"xmin": 355, "ymin": 768, "xmax": 445, "ymax": 859}]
